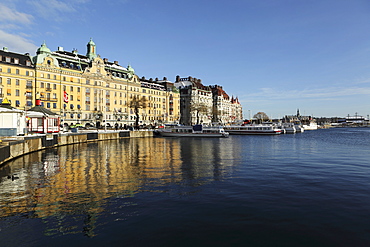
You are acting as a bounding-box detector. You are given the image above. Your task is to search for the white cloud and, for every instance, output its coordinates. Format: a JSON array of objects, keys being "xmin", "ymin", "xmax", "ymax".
[
  {"xmin": 27, "ymin": 0, "xmax": 84, "ymax": 20},
  {"xmin": 0, "ymin": 29, "xmax": 38, "ymax": 54},
  {"xmin": 0, "ymin": 3, "xmax": 33, "ymax": 25}
]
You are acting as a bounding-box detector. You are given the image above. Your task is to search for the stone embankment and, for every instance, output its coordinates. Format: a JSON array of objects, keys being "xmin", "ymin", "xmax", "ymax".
[{"xmin": 0, "ymin": 130, "xmax": 154, "ymax": 166}]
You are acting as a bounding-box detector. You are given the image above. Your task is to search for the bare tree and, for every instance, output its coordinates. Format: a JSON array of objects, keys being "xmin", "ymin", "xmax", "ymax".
[
  {"xmin": 127, "ymin": 95, "xmax": 147, "ymax": 128},
  {"xmin": 253, "ymin": 112, "xmax": 270, "ymax": 123},
  {"xmin": 190, "ymin": 103, "xmax": 209, "ymax": 125}
]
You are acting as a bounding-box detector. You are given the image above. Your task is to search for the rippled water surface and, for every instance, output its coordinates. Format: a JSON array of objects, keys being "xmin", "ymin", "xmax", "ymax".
[{"xmin": 0, "ymin": 127, "xmax": 370, "ymax": 246}]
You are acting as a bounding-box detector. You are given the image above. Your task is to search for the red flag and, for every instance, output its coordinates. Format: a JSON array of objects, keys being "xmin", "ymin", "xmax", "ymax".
[{"xmin": 63, "ymin": 91, "xmax": 69, "ymax": 103}]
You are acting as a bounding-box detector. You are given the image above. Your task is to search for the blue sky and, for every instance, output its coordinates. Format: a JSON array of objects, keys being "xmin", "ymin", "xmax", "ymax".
[{"xmin": 1, "ymin": 0, "xmax": 369, "ymax": 118}]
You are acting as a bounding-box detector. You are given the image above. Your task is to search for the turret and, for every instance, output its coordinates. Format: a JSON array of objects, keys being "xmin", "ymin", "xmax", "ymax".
[{"xmin": 86, "ymin": 38, "xmax": 97, "ymax": 60}]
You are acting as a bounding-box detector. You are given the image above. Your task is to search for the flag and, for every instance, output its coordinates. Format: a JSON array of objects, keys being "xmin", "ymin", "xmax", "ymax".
[{"xmin": 63, "ymin": 91, "xmax": 69, "ymax": 103}]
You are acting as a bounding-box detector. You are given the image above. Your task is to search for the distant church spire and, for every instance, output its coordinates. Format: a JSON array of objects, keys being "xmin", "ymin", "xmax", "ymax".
[{"xmin": 86, "ymin": 38, "xmax": 97, "ymax": 60}]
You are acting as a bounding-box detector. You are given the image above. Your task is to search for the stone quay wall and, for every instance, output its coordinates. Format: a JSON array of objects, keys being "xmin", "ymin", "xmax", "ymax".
[{"xmin": 0, "ymin": 130, "xmax": 154, "ymax": 166}]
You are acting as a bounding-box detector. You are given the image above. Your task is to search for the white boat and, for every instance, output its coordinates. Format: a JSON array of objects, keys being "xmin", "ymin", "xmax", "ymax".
[
  {"xmin": 294, "ymin": 124, "xmax": 305, "ymax": 133},
  {"xmin": 224, "ymin": 124, "xmax": 282, "ymax": 135},
  {"xmin": 155, "ymin": 125, "xmax": 229, "ymax": 138},
  {"xmin": 302, "ymin": 122, "xmax": 318, "ymax": 130},
  {"xmin": 281, "ymin": 123, "xmax": 296, "ymax": 134}
]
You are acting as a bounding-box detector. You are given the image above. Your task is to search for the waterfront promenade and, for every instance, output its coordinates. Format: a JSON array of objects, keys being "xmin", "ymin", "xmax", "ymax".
[{"xmin": 0, "ymin": 130, "xmax": 154, "ymax": 166}]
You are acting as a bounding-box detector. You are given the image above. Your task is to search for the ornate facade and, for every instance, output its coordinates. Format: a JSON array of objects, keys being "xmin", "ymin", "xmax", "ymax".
[
  {"xmin": 175, "ymin": 76, "xmax": 243, "ymax": 125},
  {"xmin": 0, "ymin": 39, "xmax": 242, "ymax": 128},
  {"xmin": 0, "ymin": 39, "xmax": 181, "ymax": 127}
]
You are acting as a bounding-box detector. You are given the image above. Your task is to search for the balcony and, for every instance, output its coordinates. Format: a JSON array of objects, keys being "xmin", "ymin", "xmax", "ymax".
[
  {"xmin": 45, "ymin": 97, "xmax": 58, "ymax": 102},
  {"xmin": 46, "ymin": 88, "xmax": 52, "ymax": 92}
]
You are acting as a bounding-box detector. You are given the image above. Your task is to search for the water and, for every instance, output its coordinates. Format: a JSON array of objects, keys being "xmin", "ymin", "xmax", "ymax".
[{"xmin": 0, "ymin": 128, "xmax": 370, "ymax": 246}]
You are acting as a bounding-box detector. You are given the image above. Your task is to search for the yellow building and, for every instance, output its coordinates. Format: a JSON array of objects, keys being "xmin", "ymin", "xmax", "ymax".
[
  {"xmin": 0, "ymin": 39, "xmax": 180, "ymax": 128},
  {"xmin": 0, "ymin": 47, "xmax": 35, "ymax": 108}
]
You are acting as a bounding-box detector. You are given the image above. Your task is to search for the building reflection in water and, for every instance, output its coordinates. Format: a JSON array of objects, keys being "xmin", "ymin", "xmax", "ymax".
[{"xmin": 0, "ymin": 137, "xmax": 237, "ymax": 237}]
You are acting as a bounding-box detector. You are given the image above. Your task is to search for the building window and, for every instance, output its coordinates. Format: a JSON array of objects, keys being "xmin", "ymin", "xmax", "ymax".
[
  {"xmin": 7, "ymin": 78, "xmax": 11, "ymax": 85},
  {"xmin": 54, "ymin": 75, "xmax": 56, "ymax": 80},
  {"xmin": 16, "ymin": 89, "xmax": 20, "ymax": 96},
  {"xmin": 47, "ymin": 74, "xmax": 50, "ymax": 79},
  {"xmin": 70, "ymin": 86, "xmax": 73, "ymax": 92},
  {"xmin": 5, "ymin": 57, "xmax": 10, "ymax": 63},
  {"xmin": 7, "ymin": 89, "xmax": 11, "ymax": 95},
  {"xmin": 7, "ymin": 68, "xmax": 11, "ymax": 73},
  {"xmin": 47, "ymin": 103, "xmax": 50, "ymax": 108},
  {"xmin": 26, "ymin": 61, "xmax": 31, "ymax": 66},
  {"xmin": 53, "ymin": 103, "xmax": 57, "ymax": 108},
  {"xmin": 26, "ymin": 71, "xmax": 29, "ymax": 76},
  {"xmin": 53, "ymin": 84, "xmax": 56, "ymax": 89},
  {"xmin": 16, "ymin": 79, "xmax": 19, "ymax": 86},
  {"xmin": 16, "ymin": 69, "xmax": 19, "ymax": 74},
  {"xmin": 41, "ymin": 82, "xmax": 44, "ymax": 88}
]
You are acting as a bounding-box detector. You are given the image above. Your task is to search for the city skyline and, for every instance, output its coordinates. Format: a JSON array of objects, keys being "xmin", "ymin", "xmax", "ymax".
[{"xmin": 0, "ymin": 0, "xmax": 369, "ymax": 118}]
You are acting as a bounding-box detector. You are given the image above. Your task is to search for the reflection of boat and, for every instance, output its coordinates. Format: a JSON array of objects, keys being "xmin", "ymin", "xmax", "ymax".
[
  {"xmin": 155, "ymin": 125, "xmax": 229, "ymax": 138},
  {"xmin": 224, "ymin": 124, "xmax": 282, "ymax": 135}
]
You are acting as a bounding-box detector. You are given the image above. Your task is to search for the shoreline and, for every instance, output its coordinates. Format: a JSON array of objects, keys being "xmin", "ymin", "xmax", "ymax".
[{"xmin": 0, "ymin": 130, "xmax": 154, "ymax": 166}]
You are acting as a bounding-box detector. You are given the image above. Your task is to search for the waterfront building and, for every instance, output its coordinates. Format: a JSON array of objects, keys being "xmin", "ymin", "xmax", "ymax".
[
  {"xmin": 175, "ymin": 76, "xmax": 243, "ymax": 125},
  {"xmin": 175, "ymin": 76, "xmax": 213, "ymax": 125},
  {"xmin": 1, "ymin": 39, "xmax": 181, "ymax": 128},
  {"xmin": 210, "ymin": 85, "xmax": 243, "ymax": 124},
  {"xmin": 0, "ymin": 47, "xmax": 35, "ymax": 109},
  {"xmin": 139, "ymin": 77, "xmax": 181, "ymax": 125}
]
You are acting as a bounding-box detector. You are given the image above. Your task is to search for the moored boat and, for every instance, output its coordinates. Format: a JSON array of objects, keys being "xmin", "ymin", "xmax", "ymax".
[
  {"xmin": 302, "ymin": 121, "xmax": 318, "ymax": 130},
  {"xmin": 155, "ymin": 124, "xmax": 229, "ymax": 138},
  {"xmin": 224, "ymin": 124, "xmax": 282, "ymax": 135},
  {"xmin": 281, "ymin": 123, "xmax": 296, "ymax": 134}
]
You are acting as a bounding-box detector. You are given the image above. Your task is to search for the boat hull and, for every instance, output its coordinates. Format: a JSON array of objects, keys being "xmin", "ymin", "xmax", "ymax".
[
  {"xmin": 157, "ymin": 132, "xmax": 229, "ymax": 138},
  {"xmin": 225, "ymin": 125, "xmax": 282, "ymax": 135},
  {"xmin": 226, "ymin": 130, "xmax": 281, "ymax": 135}
]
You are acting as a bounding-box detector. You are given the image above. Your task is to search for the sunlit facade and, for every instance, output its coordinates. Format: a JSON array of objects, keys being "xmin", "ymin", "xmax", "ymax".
[{"xmin": 0, "ymin": 39, "xmax": 180, "ymax": 127}]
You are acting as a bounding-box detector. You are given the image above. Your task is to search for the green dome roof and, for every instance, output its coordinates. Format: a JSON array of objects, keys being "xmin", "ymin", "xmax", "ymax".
[
  {"xmin": 88, "ymin": 38, "xmax": 95, "ymax": 46},
  {"xmin": 36, "ymin": 41, "xmax": 51, "ymax": 54}
]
